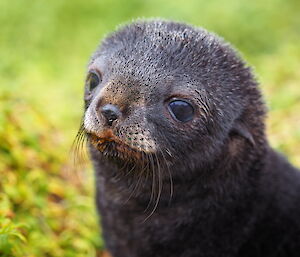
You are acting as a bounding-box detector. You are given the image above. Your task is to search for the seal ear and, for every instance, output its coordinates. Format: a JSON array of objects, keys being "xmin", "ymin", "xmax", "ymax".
[{"xmin": 230, "ymin": 120, "xmax": 255, "ymax": 146}]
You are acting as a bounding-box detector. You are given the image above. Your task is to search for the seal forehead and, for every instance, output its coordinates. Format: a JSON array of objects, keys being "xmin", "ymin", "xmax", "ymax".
[
  {"xmin": 99, "ymin": 20, "xmax": 213, "ymax": 55},
  {"xmin": 92, "ymin": 20, "xmax": 217, "ymax": 78}
]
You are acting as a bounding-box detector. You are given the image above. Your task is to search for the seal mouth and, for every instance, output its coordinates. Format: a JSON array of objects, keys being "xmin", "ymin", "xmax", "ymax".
[{"xmin": 87, "ymin": 132, "xmax": 146, "ymax": 164}]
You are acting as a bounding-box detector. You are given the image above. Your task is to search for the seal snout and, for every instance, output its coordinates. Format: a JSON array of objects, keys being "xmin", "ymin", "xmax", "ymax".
[{"xmin": 100, "ymin": 104, "xmax": 121, "ymax": 126}]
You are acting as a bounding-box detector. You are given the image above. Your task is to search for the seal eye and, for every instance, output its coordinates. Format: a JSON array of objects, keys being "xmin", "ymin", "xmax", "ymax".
[
  {"xmin": 87, "ymin": 71, "xmax": 101, "ymax": 91},
  {"xmin": 168, "ymin": 100, "xmax": 194, "ymax": 122}
]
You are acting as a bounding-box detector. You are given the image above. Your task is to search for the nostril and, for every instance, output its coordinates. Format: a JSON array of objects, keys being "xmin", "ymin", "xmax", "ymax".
[{"xmin": 101, "ymin": 104, "xmax": 120, "ymax": 126}]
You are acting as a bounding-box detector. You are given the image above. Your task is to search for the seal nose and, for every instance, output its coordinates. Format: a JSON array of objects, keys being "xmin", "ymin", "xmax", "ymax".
[{"xmin": 100, "ymin": 104, "xmax": 120, "ymax": 126}]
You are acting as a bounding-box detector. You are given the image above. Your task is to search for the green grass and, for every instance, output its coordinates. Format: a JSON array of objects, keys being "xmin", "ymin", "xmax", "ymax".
[{"xmin": 0, "ymin": 0, "xmax": 299, "ymax": 256}]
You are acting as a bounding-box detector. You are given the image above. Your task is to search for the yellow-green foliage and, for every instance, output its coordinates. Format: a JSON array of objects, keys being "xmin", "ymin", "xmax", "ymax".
[
  {"xmin": 0, "ymin": 92, "xmax": 102, "ymax": 256},
  {"xmin": 0, "ymin": 0, "xmax": 299, "ymax": 256}
]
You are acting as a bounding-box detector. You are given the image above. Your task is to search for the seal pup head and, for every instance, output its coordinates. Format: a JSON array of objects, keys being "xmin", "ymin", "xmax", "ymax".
[{"xmin": 82, "ymin": 19, "xmax": 266, "ymax": 174}]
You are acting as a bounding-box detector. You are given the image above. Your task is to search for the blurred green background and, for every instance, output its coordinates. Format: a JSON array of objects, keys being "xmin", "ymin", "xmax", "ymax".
[{"xmin": 0, "ymin": 0, "xmax": 299, "ymax": 256}]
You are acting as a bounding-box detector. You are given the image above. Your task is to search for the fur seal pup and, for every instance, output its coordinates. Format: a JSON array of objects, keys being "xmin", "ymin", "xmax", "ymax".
[{"xmin": 80, "ymin": 20, "xmax": 300, "ymax": 257}]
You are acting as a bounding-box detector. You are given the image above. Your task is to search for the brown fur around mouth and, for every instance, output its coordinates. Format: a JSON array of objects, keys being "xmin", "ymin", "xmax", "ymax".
[{"xmin": 88, "ymin": 131, "xmax": 146, "ymax": 164}]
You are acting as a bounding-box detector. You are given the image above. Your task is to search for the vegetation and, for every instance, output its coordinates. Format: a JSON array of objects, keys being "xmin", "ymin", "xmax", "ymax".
[{"xmin": 0, "ymin": 0, "xmax": 299, "ymax": 256}]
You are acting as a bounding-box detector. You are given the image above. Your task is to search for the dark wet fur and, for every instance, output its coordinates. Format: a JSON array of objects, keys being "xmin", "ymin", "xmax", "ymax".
[{"xmin": 80, "ymin": 20, "xmax": 300, "ymax": 257}]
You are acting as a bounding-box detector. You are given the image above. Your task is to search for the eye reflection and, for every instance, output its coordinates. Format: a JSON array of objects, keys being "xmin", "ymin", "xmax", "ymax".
[{"xmin": 168, "ymin": 100, "xmax": 194, "ymax": 122}]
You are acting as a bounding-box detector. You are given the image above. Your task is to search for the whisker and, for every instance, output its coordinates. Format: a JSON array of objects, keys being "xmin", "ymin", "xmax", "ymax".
[
  {"xmin": 144, "ymin": 152, "xmax": 162, "ymax": 221},
  {"xmin": 124, "ymin": 165, "xmax": 144, "ymax": 204},
  {"xmin": 158, "ymin": 145, "xmax": 173, "ymax": 204},
  {"xmin": 158, "ymin": 134, "xmax": 174, "ymax": 204},
  {"xmin": 67, "ymin": 121, "xmax": 89, "ymax": 186},
  {"xmin": 144, "ymin": 153, "xmax": 156, "ymax": 213},
  {"xmin": 70, "ymin": 122, "xmax": 88, "ymax": 168}
]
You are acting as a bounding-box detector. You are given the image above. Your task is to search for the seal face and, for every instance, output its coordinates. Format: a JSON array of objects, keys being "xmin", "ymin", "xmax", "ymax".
[
  {"xmin": 79, "ymin": 20, "xmax": 300, "ymax": 257},
  {"xmin": 83, "ymin": 19, "xmax": 261, "ymax": 172}
]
